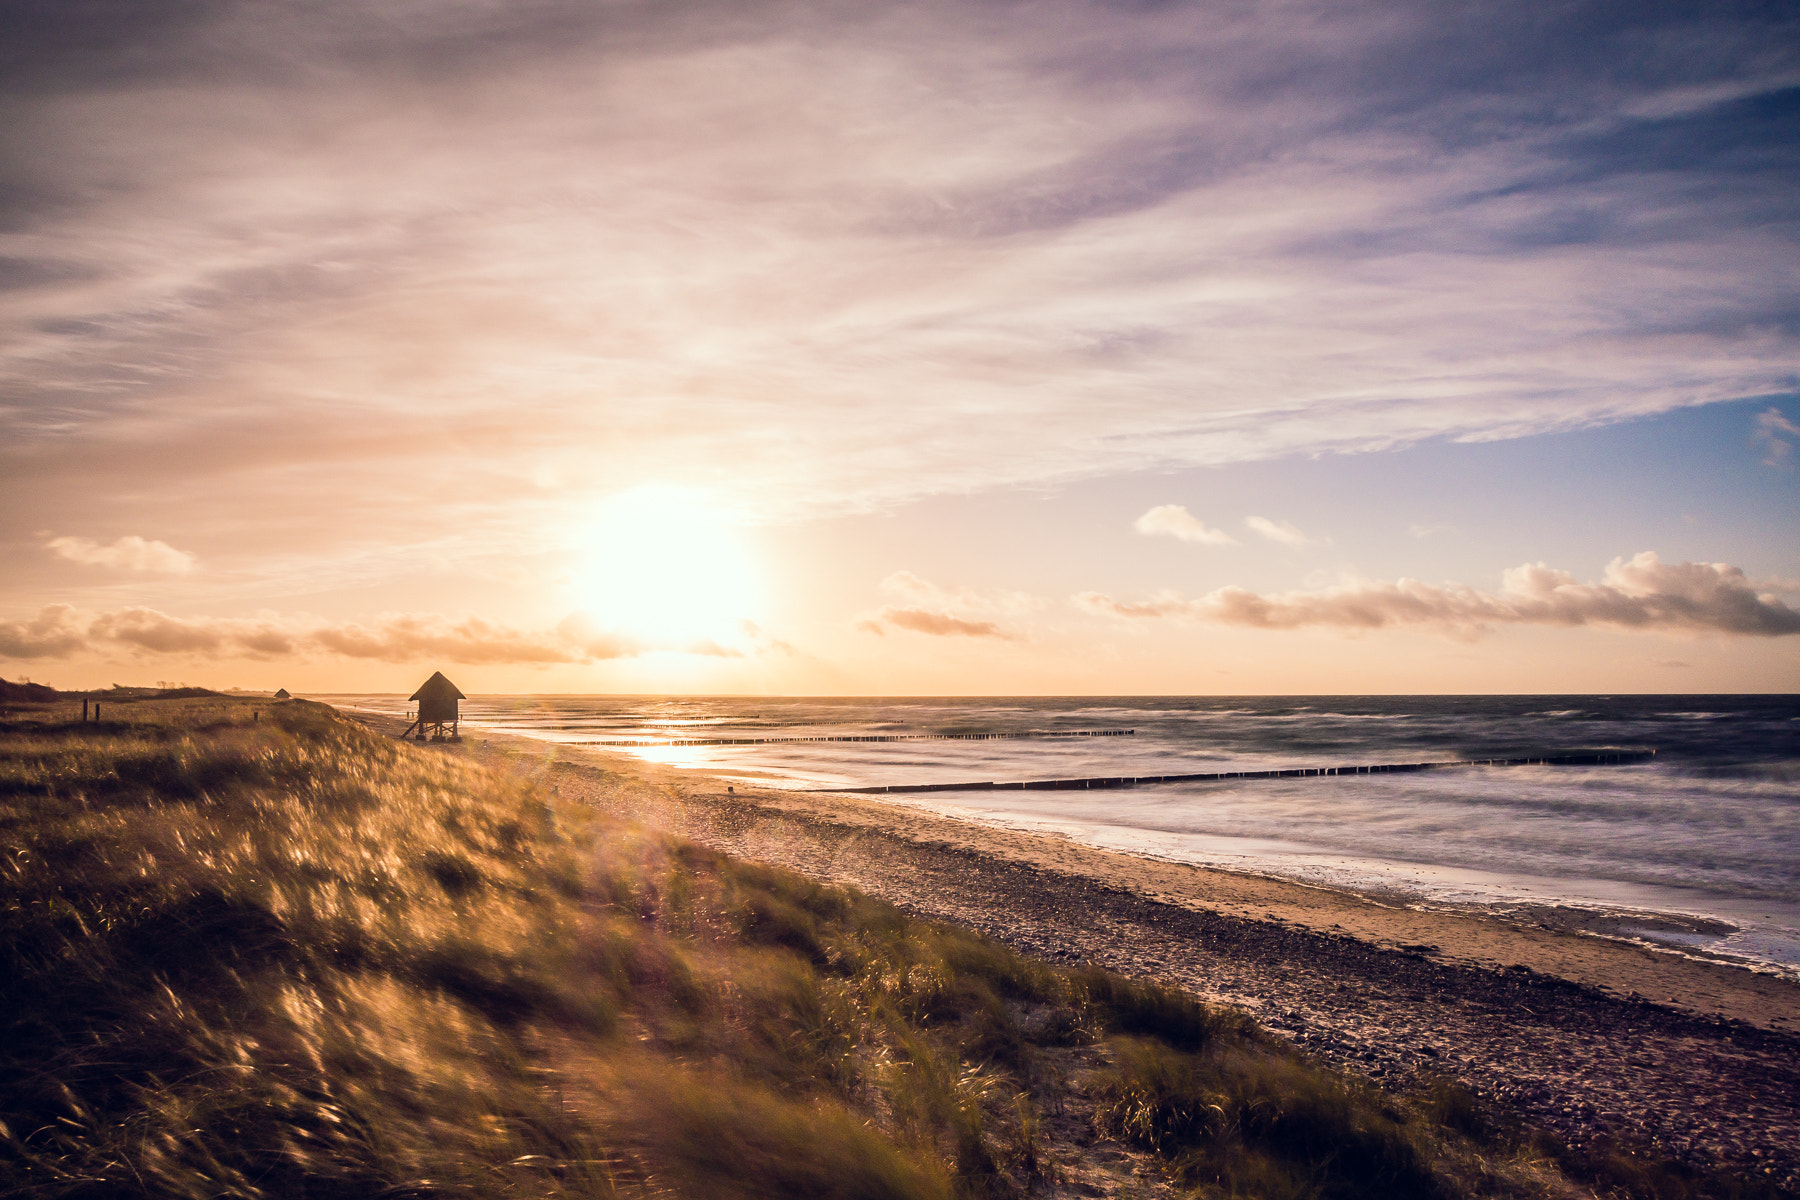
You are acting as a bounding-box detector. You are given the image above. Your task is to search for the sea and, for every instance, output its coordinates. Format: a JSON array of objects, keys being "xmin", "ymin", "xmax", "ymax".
[{"xmin": 321, "ymin": 693, "xmax": 1800, "ymax": 978}]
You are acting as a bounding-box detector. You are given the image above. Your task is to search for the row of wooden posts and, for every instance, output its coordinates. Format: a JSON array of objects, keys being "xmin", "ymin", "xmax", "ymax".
[
  {"xmin": 826, "ymin": 749, "xmax": 1658, "ymax": 795},
  {"xmin": 591, "ymin": 729, "xmax": 1138, "ymax": 748},
  {"xmin": 76, "ymin": 699, "xmax": 267, "ymax": 722}
]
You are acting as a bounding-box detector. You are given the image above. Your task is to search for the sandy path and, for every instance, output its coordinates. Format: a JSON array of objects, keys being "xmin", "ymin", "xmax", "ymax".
[{"xmin": 366, "ymin": 719, "xmax": 1800, "ymax": 1189}]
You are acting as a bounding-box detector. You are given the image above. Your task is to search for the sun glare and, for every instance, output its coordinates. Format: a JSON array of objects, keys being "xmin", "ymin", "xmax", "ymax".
[{"xmin": 574, "ymin": 486, "xmax": 762, "ymax": 649}]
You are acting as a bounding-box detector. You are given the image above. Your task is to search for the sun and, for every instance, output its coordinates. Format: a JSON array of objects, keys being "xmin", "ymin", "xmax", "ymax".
[{"xmin": 574, "ymin": 486, "xmax": 762, "ymax": 648}]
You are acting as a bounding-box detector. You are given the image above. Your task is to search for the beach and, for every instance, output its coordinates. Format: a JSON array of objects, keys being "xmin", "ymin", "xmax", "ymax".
[
  {"xmin": 354, "ymin": 711, "xmax": 1800, "ymax": 1187},
  {"xmin": 326, "ymin": 692, "xmax": 1800, "ymax": 976}
]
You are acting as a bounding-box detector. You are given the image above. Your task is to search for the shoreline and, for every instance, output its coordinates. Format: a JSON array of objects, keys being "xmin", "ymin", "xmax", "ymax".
[
  {"xmin": 855, "ymin": 793, "xmax": 1800, "ymax": 984},
  {"xmin": 636, "ymin": 759, "xmax": 1800, "ymax": 1030},
  {"xmin": 350, "ymin": 709, "xmax": 1800, "ymax": 1026},
  {"xmin": 337, "ymin": 700, "xmax": 1798, "ymax": 991},
  {"xmin": 352, "ymin": 712, "xmax": 1800, "ymax": 1180}
]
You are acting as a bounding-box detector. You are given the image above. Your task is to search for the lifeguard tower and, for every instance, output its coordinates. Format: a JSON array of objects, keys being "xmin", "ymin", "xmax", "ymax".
[{"xmin": 401, "ymin": 671, "xmax": 465, "ymax": 742}]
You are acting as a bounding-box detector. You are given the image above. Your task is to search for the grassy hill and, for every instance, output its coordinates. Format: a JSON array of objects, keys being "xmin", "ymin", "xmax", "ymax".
[
  {"xmin": 0, "ymin": 679, "xmax": 60, "ymax": 704},
  {"xmin": 0, "ymin": 696, "xmax": 1773, "ymax": 1198}
]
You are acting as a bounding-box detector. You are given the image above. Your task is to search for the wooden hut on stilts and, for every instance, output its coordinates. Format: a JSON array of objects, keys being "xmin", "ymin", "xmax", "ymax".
[{"xmin": 400, "ymin": 671, "xmax": 465, "ymax": 742}]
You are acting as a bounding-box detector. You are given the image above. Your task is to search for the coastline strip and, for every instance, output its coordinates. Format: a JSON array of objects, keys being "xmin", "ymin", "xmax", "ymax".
[
  {"xmin": 815, "ymin": 748, "xmax": 1656, "ymax": 794},
  {"xmin": 576, "ymin": 728, "xmax": 1136, "ymax": 747}
]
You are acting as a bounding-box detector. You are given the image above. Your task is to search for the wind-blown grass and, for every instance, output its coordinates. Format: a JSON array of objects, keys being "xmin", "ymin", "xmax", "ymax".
[{"xmin": 0, "ymin": 697, "xmax": 1776, "ymax": 1199}]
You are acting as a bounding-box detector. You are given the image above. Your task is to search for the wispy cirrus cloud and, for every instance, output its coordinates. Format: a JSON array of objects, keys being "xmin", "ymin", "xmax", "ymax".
[
  {"xmin": 0, "ymin": 606, "xmax": 751, "ymax": 663},
  {"xmin": 859, "ymin": 609, "xmax": 1009, "ymax": 639},
  {"xmin": 1753, "ymin": 407, "xmax": 1800, "ymax": 467},
  {"xmin": 1134, "ymin": 505, "xmax": 1237, "ymax": 545},
  {"xmin": 1074, "ymin": 552, "xmax": 1800, "ymax": 639},
  {"xmin": 44, "ymin": 535, "xmax": 196, "ymax": 574},
  {"xmin": 1244, "ymin": 517, "xmax": 1319, "ymax": 548},
  {"xmin": 1, "ymin": 0, "xmax": 1796, "ymax": 587}
]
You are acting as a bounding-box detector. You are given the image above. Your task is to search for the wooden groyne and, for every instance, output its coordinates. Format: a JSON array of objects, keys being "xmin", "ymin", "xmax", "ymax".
[
  {"xmin": 588, "ymin": 729, "xmax": 1136, "ymax": 748},
  {"xmin": 817, "ymin": 749, "xmax": 1656, "ymax": 795}
]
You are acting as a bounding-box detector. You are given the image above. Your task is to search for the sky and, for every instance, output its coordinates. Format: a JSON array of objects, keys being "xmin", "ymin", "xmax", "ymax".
[{"xmin": 2, "ymin": 0, "xmax": 1797, "ymax": 695}]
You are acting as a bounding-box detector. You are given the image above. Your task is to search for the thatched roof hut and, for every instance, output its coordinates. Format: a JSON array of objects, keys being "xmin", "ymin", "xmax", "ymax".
[{"xmin": 409, "ymin": 671, "xmax": 465, "ymax": 725}]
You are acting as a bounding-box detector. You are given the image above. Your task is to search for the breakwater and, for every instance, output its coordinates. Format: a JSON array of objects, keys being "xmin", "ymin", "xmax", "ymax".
[
  {"xmin": 819, "ymin": 749, "xmax": 1656, "ymax": 794},
  {"xmin": 588, "ymin": 728, "xmax": 1136, "ymax": 748}
]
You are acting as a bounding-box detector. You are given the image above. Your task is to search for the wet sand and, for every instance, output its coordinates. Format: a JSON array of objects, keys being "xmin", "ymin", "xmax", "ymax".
[{"xmin": 365, "ymin": 716, "xmax": 1800, "ymax": 1187}]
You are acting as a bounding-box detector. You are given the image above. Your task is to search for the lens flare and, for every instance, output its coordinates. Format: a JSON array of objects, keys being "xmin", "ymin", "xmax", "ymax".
[{"xmin": 574, "ymin": 486, "xmax": 761, "ymax": 650}]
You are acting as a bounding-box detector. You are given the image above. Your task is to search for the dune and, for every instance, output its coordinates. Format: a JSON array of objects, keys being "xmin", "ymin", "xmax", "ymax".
[
  {"xmin": 1, "ymin": 691, "xmax": 1792, "ymax": 1198},
  {"xmin": 417, "ymin": 715, "xmax": 1800, "ymax": 1189}
]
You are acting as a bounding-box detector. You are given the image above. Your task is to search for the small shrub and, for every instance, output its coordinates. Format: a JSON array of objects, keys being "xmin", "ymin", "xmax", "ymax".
[
  {"xmin": 963, "ymin": 1000, "xmax": 1028, "ymax": 1069},
  {"xmin": 884, "ymin": 1023, "xmax": 1006, "ymax": 1193},
  {"xmin": 1093, "ymin": 1039, "xmax": 1439, "ymax": 1200},
  {"xmin": 1420, "ymin": 1075, "xmax": 1498, "ymax": 1144},
  {"xmin": 736, "ymin": 889, "xmax": 827, "ymax": 962},
  {"xmin": 1075, "ymin": 965, "xmax": 1236, "ymax": 1051},
  {"xmin": 634, "ymin": 1069, "xmax": 951, "ymax": 1200},
  {"xmin": 1549, "ymin": 1138, "xmax": 1788, "ymax": 1200}
]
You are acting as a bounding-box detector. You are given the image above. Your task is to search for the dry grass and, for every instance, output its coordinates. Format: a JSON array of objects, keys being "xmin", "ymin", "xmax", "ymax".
[{"xmin": 0, "ymin": 697, "xmax": 1777, "ymax": 1199}]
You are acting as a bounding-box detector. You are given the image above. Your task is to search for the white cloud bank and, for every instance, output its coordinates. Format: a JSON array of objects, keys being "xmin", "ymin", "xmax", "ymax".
[
  {"xmin": 1135, "ymin": 505, "xmax": 1237, "ymax": 545},
  {"xmin": 45, "ymin": 535, "xmax": 196, "ymax": 574},
  {"xmin": 1074, "ymin": 552, "xmax": 1800, "ymax": 638},
  {"xmin": 0, "ymin": 607, "xmax": 750, "ymax": 663}
]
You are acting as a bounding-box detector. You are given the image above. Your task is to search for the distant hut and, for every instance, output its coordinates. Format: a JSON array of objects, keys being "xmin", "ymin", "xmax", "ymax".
[
  {"xmin": 403, "ymin": 671, "xmax": 465, "ymax": 742},
  {"xmin": 273, "ymin": 688, "xmax": 291, "ymax": 700}
]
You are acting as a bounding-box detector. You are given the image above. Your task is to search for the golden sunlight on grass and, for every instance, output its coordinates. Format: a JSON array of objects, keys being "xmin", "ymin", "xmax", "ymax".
[{"xmin": 0, "ymin": 697, "xmax": 1777, "ymax": 1199}]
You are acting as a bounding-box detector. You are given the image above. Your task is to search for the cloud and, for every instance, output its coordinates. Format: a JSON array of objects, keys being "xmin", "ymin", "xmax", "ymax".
[
  {"xmin": 311, "ymin": 614, "xmax": 600, "ymax": 664},
  {"xmin": 856, "ymin": 571, "xmax": 1032, "ymax": 638},
  {"xmin": 1134, "ymin": 505, "xmax": 1237, "ymax": 545},
  {"xmin": 1074, "ymin": 552, "xmax": 1800, "ymax": 638},
  {"xmin": 738, "ymin": 620, "xmax": 798, "ymax": 656},
  {"xmin": 0, "ymin": 606, "xmax": 754, "ymax": 662},
  {"xmin": 45, "ymin": 535, "xmax": 196, "ymax": 574},
  {"xmin": 1753, "ymin": 407, "xmax": 1800, "ymax": 467},
  {"xmin": 862, "ymin": 608, "xmax": 1009, "ymax": 639},
  {"xmin": 1, "ymin": 0, "xmax": 1797, "ymax": 593},
  {"xmin": 0, "ymin": 605, "xmax": 89, "ymax": 659},
  {"xmin": 551, "ymin": 613, "xmax": 642, "ymax": 661},
  {"xmin": 87, "ymin": 608, "xmax": 295, "ymax": 656},
  {"xmin": 1244, "ymin": 517, "xmax": 1318, "ymax": 548},
  {"xmin": 878, "ymin": 570, "xmax": 1042, "ymax": 616}
]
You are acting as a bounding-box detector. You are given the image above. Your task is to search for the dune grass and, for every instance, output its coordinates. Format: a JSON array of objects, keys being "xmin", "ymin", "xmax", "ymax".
[{"xmin": 0, "ymin": 696, "xmax": 1776, "ymax": 1199}]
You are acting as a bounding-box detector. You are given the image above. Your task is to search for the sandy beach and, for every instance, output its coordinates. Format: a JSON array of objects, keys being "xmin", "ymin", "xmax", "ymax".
[{"xmin": 357, "ymin": 713, "xmax": 1800, "ymax": 1187}]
